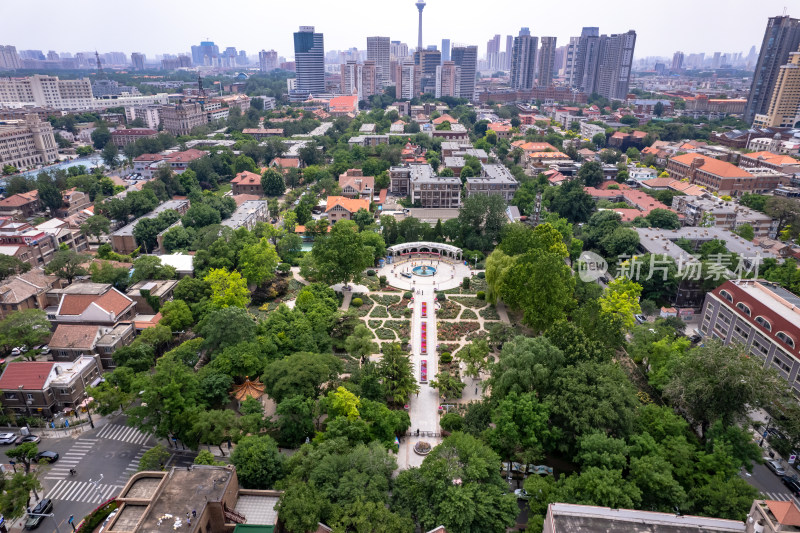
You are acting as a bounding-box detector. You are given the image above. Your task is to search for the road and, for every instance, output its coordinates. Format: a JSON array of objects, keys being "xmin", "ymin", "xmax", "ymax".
[{"xmin": 0, "ymin": 413, "xmax": 193, "ymax": 533}]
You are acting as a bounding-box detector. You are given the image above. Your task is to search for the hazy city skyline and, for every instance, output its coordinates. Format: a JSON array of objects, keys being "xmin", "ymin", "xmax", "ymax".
[{"xmin": 2, "ymin": 0, "xmax": 792, "ymax": 61}]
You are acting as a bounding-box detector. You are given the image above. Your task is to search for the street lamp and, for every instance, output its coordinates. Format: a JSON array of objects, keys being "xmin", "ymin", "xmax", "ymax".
[
  {"xmin": 83, "ymin": 392, "xmax": 94, "ymax": 429},
  {"xmin": 25, "ymin": 510, "xmax": 60, "ymax": 533},
  {"xmin": 89, "ymin": 473, "xmax": 104, "ymax": 499}
]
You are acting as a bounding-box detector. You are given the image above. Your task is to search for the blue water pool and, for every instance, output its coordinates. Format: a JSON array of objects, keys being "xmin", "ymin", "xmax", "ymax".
[{"xmin": 412, "ymin": 266, "xmax": 437, "ymax": 277}]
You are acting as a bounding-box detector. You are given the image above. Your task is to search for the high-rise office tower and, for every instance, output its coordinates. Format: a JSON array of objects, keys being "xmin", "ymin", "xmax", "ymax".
[
  {"xmin": 414, "ymin": 49, "xmax": 441, "ymax": 94},
  {"xmin": 538, "ymin": 37, "xmax": 557, "ymax": 87},
  {"xmin": 671, "ymin": 51, "xmax": 684, "ymax": 72},
  {"xmin": 367, "ymin": 36, "xmax": 391, "ymax": 87},
  {"xmin": 131, "ymin": 53, "xmax": 145, "ymax": 71},
  {"xmin": 571, "ymin": 27, "xmax": 599, "ymax": 91},
  {"xmin": 753, "ymin": 48, "xmax": 800, "ymax": 128},
  {"xmin": 745, "ymin": 15, "xmax": 800, "ymax": 123},
  {"xmin": 712, "ymin": 52, "xmax": 721, "ymax": 69},
  {"xmin": 505, "ymin": 35, "xmax": 514, "ymax": 70},
  {"xmin": 452, "ymin": 45, "xmax": 478, "ymax": 101},
  {"xmin": 569, "ymin": 28, "xmax": 634, "ymax": 101},
  {"xmin": 564, "ymin": 37, "xmax": 579, "ymax": 83},
  {"xmin": 416, "ymin": 0, "xmax": 426, "ymax": 51},
  {"xmin": 436, "ymin": 61, "xmax": 461, "ymax": 98},
  {"xmin": 259, "ymin": 50, "xmax": 277, "ymax": 72},
  {"xmin": 293, "ymin": 26, "xmax": 325, "ymax": 96},
  {"xmin": 341, "ymin": 60, "xmax": 363, "ymax": 96},
  {"xmin": 486, "ymin": 34, "xmax": 501, "ymax": 70},
  {"xmin": 191, "ymin": 41, "xmax": 219, "ymax": 67},
  {"xmin": 391, "ymin": 41, "xmax": 409, "ymax": 59},
  {"xmin": 238, "ymin": 50, "xmax": 247, "ymax": 66},
  {"xmin": 441, "ymin": 39, "xmax": 451, "ymax": 62},
  {"xmin": 396, "ymin": 60, "xmax": 416, "ymax": 99},
  {"xmin": 46, "ymin": 51, "xmax": 59, "ymax": 61},
  {"xmin": 0, "ymin": 46, "xmax": 21, "ymax": 69},
  {"xmin": 510, "ymin": 33, "xmax": 538, "ymax": 90}
]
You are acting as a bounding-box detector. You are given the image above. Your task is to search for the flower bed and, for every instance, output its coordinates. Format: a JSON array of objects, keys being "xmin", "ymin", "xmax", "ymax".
[
  {"xmin": 368, "ymin": 319, "xmax": 383, "ymax": 329},
  {"xmin": 479, "ymin": 306, "xmax": 500, "ymax": 320},
  {"xmin": 372, "ymin": 294, "xmax": 401, "ymax": 306},
  {"xmin": 438, "ymin": 343, "xmax": 459, "ymax": 354},
  {"xmin": 353, "ymin": 294, "xmax": 374, "ymax": 317},
  {"xmin": 443, "ymin": 276, "xmax": 488, "ymax": 294},
  {"xmin": 414, "ymin": 441, "xmax": 432, "ymax": 455},
  {"xmin": 376, "ymin": 328, "xmax": 396, "ymax": 340},
  {"xmin": 436, "ymin": 300, "xmax": 461, "ymax": 319},
  {"xmin": 461, "ymin": 309, "xmax": 478, "ymax": 319},
  {"xmin": 385, "ymin": 320, "xmax": 411, "ymax": 339},
  {"xmin": 76, "ymin": 499, "xmax": 118, "ymax": 532},
  {"xmin": 388, "ymin": 298, "xmax": 411, "ymax": 318},
  {"xmin": 437, "ymin": 321, "xmax": 480, "ymax": 341},
  {"xmin": 370, "ymin": 305, "xmax": 389, "ymax": 318},
  {"xmin": 465, "ymin": 329, "xmax": 489, "ymax": 341},
  {"xmin": 450, "ymin": 296, "xmax": 488, "ymax": 309}
]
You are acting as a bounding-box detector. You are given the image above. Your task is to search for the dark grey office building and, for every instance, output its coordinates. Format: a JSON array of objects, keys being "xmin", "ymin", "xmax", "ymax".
[
  {"xmin": 293, "ymin": 26, "xmax": 325, "ymax": 97},
  {"xmin": 451, "ymin": 45, "xmax": 478, "ymax": 101}
]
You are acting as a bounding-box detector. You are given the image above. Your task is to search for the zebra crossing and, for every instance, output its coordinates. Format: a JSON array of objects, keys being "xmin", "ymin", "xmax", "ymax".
[
  {"xmin": 763, "ymin": 491, "xmax": 795, "ymax": 501},
  {"xmin": 44, "ymin": 439, "xmax": 97, "ymax": 481},
  {"xmin": 46, "ymin": 479, "xmax": 121, "ymax": 504},
  {"xmin": 116, "ymin": 448, "xmax": 147, "ymax": 485},
  {"xmin": 96, "ymin": 423, "xmax": 152, "ymax": 445}
]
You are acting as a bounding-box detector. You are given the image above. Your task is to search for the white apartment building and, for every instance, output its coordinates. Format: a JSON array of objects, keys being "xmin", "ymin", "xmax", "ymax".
[
  {"xmin": 125, "ymin": 105, "xmax": 161, "ymax": 129},
  {"xmin": 0, "ymin": 114, "xmax": 58, "ymax": 168}
]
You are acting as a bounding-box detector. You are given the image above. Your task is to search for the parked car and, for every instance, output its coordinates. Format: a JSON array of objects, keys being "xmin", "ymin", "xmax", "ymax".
[
  {"xmin": 98, "ymin": 510, "xmax": 118, "ymax": 533},
  {"xmin": 782, "ymin": 475, "xmax": 800, "ymax": 496},
  {"xmin": 514, "ymin": 488, "xmax": 530, "ymax": 500},
  {"xmin": 15, "ymin": 435, "xmax": 40, "ymax": 445},
  {"xmin": 634, "ymin": 314, "xmax": 648, "ymax": 324},
  {"xmin": 35, "ymin": 451, "xmax": 59, "ymax": 464},
  {"xmin": 0, "ymin": 433, "xmax": 17, "ymax": 444},
  {"xmin": 765, "ymin": 458, "xmax": 786, "ymax": 476},
  {"xmin": 768, "ymin": 428, "xmax": 788, "ymax": 440},
  {"xmin": 24, "ymin": 498, "xmax": 52, "ymax": 530}
]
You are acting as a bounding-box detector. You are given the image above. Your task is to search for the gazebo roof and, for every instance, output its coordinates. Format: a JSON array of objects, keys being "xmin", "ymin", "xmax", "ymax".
[{"xmin": 231, "ymin": 376, "xmax": 265, "ymax": 401}]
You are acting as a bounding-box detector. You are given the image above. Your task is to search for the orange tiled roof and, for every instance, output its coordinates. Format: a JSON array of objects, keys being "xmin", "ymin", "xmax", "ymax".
[
  {"xmin": 528, "ymin": 151, "xmax": 570, "ymax": 159},
  {"xmin": 743, "ymin": 151, "xmax": 800, "ymax": 166},
  {"xmin": 512, "ymin": 141, "xmax": 558, "ymax": 152},
  {"xmin": 49, "ymin": 325, "xmax": 100, "ymax": 350},
  {"xmin": 59, "ymin": 288, "xmax": 132, "ymax": 317},
  {"xmin": 669, "ymin": 153, "xmax": 753, "ymax": 179},
  {"xmin": 0, "ymin": 190, "xmax": 39, "ymax": 207},
  {"xmin": 767, "ymin": 501, "xmax": 800, "ymax": 526},
  {"xmin": 433, "ymin": 114, "xmax": 457, "ymax": 125},
  {"xmin": 231, "ymin": 171, "xmax": 261, "ymax": 185},
  {"xmin": 488, "ymin": 122, "xmax": 511, "ymax": 132},
  {"xmin": 325, "ymin": 196, "xmax": 370, "ymax": 214},
  {"xmin": 339, "ymin": 175, "xmax": 375, "ymax": 193},
  {"xmin": 270, "ymin": 158, "xmax": 300, "ymax": 168},
  {"xmin": 0, "ymin": 362, "xmax": 55, "ymax": 390}
]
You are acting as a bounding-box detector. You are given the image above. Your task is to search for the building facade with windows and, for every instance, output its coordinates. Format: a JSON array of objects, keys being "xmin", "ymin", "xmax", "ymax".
[
  {"xmin": 0, "ymin": 114, "xmax": 58, "ymax": 169},
  {"xmin": 699, "ymin": 280, "xmax": 800, "ymax": 396}
]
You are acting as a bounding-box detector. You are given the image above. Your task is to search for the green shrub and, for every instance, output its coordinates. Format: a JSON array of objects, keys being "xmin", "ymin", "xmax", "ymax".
[
  {"xmin": 404, "ymin": 291, "xmax": 413, "ymax": 299},
  {"xmin": 476, "ymin": 291, "xmax": 486, "ymax": 300},
  {"xmin": 76, "ymin": 500, "xmax": 118, "ymax": 533},
  {"xmin": 351, "ymin": 297, "xmax": 363, "ymax": 308},
  {"xmin": 367, "ymin": 269, "xmax": 376, "ymax": 277},
  {"xmin": 379, "ymin": 275, "xmax": 387, "ymax": 286},
  {"xmin": 440, "ymin": 352, "xmax": 452, "ymax": 364},
  {"xmin": 462, "ymin": 277, "xmax": 471, "ymax": 290},
  {"xmin": 403, "ymin": 308, "xmax": 412, "ymax": 318},
  {"xmin": 477, "ymin": 271, "xmax": 485, "ymax": 279},
  {"xmin": 277, "ymin": 263, "xmax": 291, "ymax": 274},
  {"xmin": 440, "ymin": 412, "xmax": 464, "ymax": 433},
  {"xmin": 437, "ymin": 292, "xmax": 446, "ymax": 302}
]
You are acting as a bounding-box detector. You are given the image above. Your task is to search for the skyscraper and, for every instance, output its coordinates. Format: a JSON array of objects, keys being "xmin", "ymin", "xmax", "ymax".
[
  {"xmin": 0, "ymin": 46, "xmax": 21, "ymax": 69},
  {"xmin": 362, "ymin": 60, "xmax": 378, "ymax": 98},
  {"xmin": 744, "ymin": 15, "xmax": 800, "ymax": 123},
  {"xmin": 396, "ymin": 60, "xmax": 416, "ymax": 99},
  {"xmin": 259, "ymin": 50, "xmax": 278, "ymax": 72},
  {"xmin": 571, "ymin": 27, "xmax": 599, "ymax": 91},
  {"xmin": 452, "ymin": 45, "xmax": 478, "ymax": 101},
  {"xmin": 441, "ymin": 39, "xmax": 451, "ymax": 62},
  {"xmin": 435, "ymin": 61, "xmax": 461, "ymax": 98},
  {"xmin": 510, "ymin": 33, "xmax": 538, "ymax": 90},
  {"xmin": 131, "ymin": 52, "xmax": 145, "ymax": 71},
  {"xmin": 391, "ymin": 41, "xmax": 409, "ymax": 60},
  {"xmin": 569, "ymin": 28, "xmax": 635, "ymax": 101},
  {"xmin": 538, "ymin": 37, "xmax": 557, "ymax": 87},
  {"xmin": 414, "ymin": 49, "xmax": 441, "ymax": 94},
  {"xmin": 341, "ymin": 60, "xmax": 363, "ymax": 96},
  {"xmin": 505, "ymin": 35, "xmax": 514, "ymax": 70},
  {"xmin": 416, "ymin": 0, "xmax": 426, "ymax": 52},
  {"xmin": 671, "ymin": 51, "xmax": 684, "ymax": 72},
  {"xmin": 293, "ymin": 26, "xmax": 325, "ymax": 97},
  {"xmin": 191, "ymin": 41, "xmax": 219, "ymax": 67},
  {"xmin": 367, "ymin": 36, "xmax": 391, "ymax": 88},
  {"xmin": 486, "ymin": 34, "xmax": 501, "ymax": 70},
  {"xmin": 753, "ymin": 48, "xmax": 800, "ymax": 128}
]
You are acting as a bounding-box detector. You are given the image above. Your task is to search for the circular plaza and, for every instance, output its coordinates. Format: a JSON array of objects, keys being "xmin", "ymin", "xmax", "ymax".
[{"xmin": 377, "ymin": 242, "xmax": 473, "ymax": 291}]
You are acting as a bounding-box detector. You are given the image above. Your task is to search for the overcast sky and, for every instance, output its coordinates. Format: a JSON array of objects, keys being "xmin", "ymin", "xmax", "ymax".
[{"xmin": 3, "ymin": 0, "xmax": 793, "ymax": 60}]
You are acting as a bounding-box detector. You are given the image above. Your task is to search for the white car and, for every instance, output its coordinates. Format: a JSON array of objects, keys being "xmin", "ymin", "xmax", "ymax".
[
  {"xmin": 0, "ymin": 433, "xmax": 17, "ymax": 445},
  {"xmin": 514, "ymin": 488, "xmax": 530, "ymax": 500}
]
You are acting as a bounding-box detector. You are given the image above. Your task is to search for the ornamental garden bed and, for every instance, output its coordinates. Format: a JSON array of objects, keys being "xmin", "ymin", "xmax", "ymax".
[
  {"xmin": 479, "ymin": 306, "xmax": 501, "ymax": 320},
  {"xmin": 376, "ymin": 328, "xmax": 396, "ymax": 340},
  {"xmin": 450, "ymin": 296, "xmax": 487, "ymax": 309},
  {"xmin": 436, "ymin": 300, "xmax": 461, "ymax": 319},
  {"xmin": 372, "ymin": 294, "xmax": 401, "ymax": 306},
  {"xmin": 368, "ymin": 319, "xmax": 383, "ymax": 329},
  {"xmin": 461, "ymin": 309, "xmax": 478, "ymax": 319},
  {"xmin": 370, "ymin": 305, "xmax": 389, "ymax": 318},
  {"xmin": 438, "ymin": 321, "xmax": 480, "ymax": 341},
  {"xmin": 385, "ymin": 320, "xmax": 411, "ymax": 339},
  {"xmin": 465, "ymin": 329, "xmax": 489, "ymax": 342},
  {"xmin": 352, "ymin": 294, "xmax": 374, "ymax": 316},
  {"xmin": 388, "ymin": 298, "xmax": 412, "ymax": 318}
]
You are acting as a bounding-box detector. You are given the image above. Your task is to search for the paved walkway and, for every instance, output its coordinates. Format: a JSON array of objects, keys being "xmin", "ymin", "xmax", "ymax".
[
  {"xmin": 496, "ymin": 300, "xmax": 511, "ymax": 324},
  {"xmin": 397, "ymin": 281, "xmax": 442, "ymax": 469},
  {"xmin": 377, "ymin": 258, "xmax": 471, "ymax": 292}
]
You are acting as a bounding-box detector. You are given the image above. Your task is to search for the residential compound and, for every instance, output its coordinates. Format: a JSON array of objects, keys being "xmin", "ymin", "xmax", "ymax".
[
  {"xmin": 700, "ymin": 280, "xmax": 800, "ymax": 396},
  {"xmin": 565, "ymin": 27, "xmax": 637, "ymax": 100},
  {"xmin": 0, "ymin": 114, "xmax": 58, "ymax": 168},
  {"xmin": 339, "ymin": 169, "xmax": 375, "ymax": 201},
  {"xmin": 390, "ymin": 163, "xmax": 461, "ymax": 208},
  {"xmin": 110, "ymin": 199, "xmax": 191, "ymax": 254},
  {"xmin": 666, "ymin": 153, "xmax": 788, "ymax": 196},
  {"xmin": 671, "ymin": 195, "xmax": 778, "ymax": 238}
]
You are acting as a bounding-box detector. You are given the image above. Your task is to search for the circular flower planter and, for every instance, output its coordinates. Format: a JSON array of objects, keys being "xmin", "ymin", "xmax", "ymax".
[{"xmin": 414, "ymin": 441, "xmax": 432, "ymax": 455}]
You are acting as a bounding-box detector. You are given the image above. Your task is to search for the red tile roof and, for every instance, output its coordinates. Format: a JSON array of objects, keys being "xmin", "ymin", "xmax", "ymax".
[
  {"xmin": 0, "ymin": 361, "xmax": 55, "ymax": 390},
  {"xmin": 325, "ymin": 196, "xmax": 370, "ymax": 214},
  {"xmin": 377, "ymin": 189, "xmax": 388, "ymax": 205},
  {"xmin": 329, "ymin": 95, "xmax": 358, "ymax": 113},
  {"xmin": 111, "ymin": 129, "xmax": 157, "ymax": 136},
  {"xmin": 742, "ymin": 151, "xmax": 800, "ymax": 167},
  {"xmin": 59, "ymin": 288, "xmax": 132, "ymax": 317},
  {"xmin": 49, "ymin": 325, "xmax": 100, "ymax": 350},
  {"xmin": 767, "ymin": 501, "xmax": 800, "ymax": 526},
  {"xmin": 166, "ymin": 149, "xmax": 206, "ymax": 164},
  {"xmin": 270, "ymin": 158, "xmax": 300, "ymax": 169},
  {"xmin": 231, "ymin": 171, "xmax": 262, "ymax": 186},
  {"xmin": 669, "ymin": 153, "xmax": 753, "ymax": 179},
  {"xmin": 0, "ymin": 191, "xmax": 39, "ymax": 208}
]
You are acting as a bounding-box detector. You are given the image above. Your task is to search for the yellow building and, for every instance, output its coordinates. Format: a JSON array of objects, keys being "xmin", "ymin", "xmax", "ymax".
[{"xmin": 754, "ymin": 48, "xmax": 800, "ymax": 128}]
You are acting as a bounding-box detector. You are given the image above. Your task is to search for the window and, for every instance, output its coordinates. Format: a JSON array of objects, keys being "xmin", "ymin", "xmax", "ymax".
[
  {"xmin": 736, "ymin": 302, "xmax": 751, "ymax": 316},
  {"xmin": 59, "ymin": 388, "xmax": 70, "ymax": 395},
  {"xmin": 719, "ymin": 290, "xmax": 733, "ymax": 303},
  {"xmin": 3, "ymin": 392, "xmax": 17, "ymax": 400},
  {"xmin": 25, "ymin": 393, "xmax": 33, "ymax": 401},
  {"xmin": 755, "ymin": 316, "xmax": 772, "ymax": 331},
  {"xmin": 777, "ymin": 331, "xmax": 795, "ymax": 349}
]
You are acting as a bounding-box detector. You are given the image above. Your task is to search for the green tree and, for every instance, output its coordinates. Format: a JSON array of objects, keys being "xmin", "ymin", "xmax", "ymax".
[
  {"xmin": 197, "ymin": 307, "xmax": 256, "ymax": 352},
  {"xmin": 487, "ymin": 391, "xmax": 556, "ymax": 464},
  {"xmin": 458, "ymin": 338, "xmax": 490, "ymax": 378},
  {"xmin": 345, "ymin": 323, "xmax": 378, "ymax": 364},
  {"xmin": 430, "ymin": 371, "xmax": 465, "ymax": 400},
  {"xmin": 159, "ymin": 299, "xmax": 194, "ymax": 332},
  {"xmin": 204, "ymin": 268, "xmax": 250, "ymax": 308},
  {"xmin": 392, "ymin": 432, "xmax": 518, "ymax": 532},
  {"xmin": 765, "ymin": 196, "xmax": 800, "ymax": 235},
  {"xmin": 733, "ymin": 223, "xmax": 755, "ymax": 241},
  {"xmin": 486, "ymin": 335, "xmax": 564, "ymax": 399},
  {"xmin": 353, "ymin": 208, "xmax": 374, "ymax": 231},
  {"xmin": 101, "ymin": 142, "xmax": 119, "ymax": 167},
  {"xmin": 546, "ymin": 178, "xmax": 595, "ymax": 223},
  {"xmin": 0, "ymin": 255, "xmax": 30, "ymax": 281},
  {"xmin": 238, "ymin": 238, "xmax": 279, "ymax": 287},
  {"xmin": 192, "ymin": 408, "xmax": 238, "ymax": 455},
  {"xmin": 6, "ymin": 443, "xmax": 39, "ymax": 474},
  {"xmin": 646, "ymin": 208, "xmax": 680, "ymax": 229},
  {"xmin": 91, "ymin": 125, "xmax": 111, "ymax": 149},
  {"xmin": 311, "ymin": 220, "xmax": 375, "ymax": 286},
  {"xmin": 0, "ymin": 309, "xmax": 51, "ymax": 355},
  {"xmin": 80, "ymin": 215, "xmax": 111, "ymax": 241},
  {"xmin": 261, "ymin": 167, "xmax": 286, "ymax": 196},
  {"xmin": 578, "ymin": 161, "xmax": 604, "ymax": 188},
  {"xmin": 275, "ymin": 395, "xmax": 316, "ymax": 447},
  {"xmin": 0, "ymin": 473, "xmax": 43, "ymax": 519},
  {"xmin": 378, "ymin": 343, "xmax": 419, "ymax": 405},
  {"xmin": 592, "ymin": 133, "xmax": 606, "ymax": 148},
  {"xmin": 263, "ymin": 351, "xmax": 343, "ymax": 403},
  {"xmin": 44, "ymin": 249, "xmax": 88, "ymax": 283},
  {"xmin": 194, "ymin": 450, "xmax": 225, "ymax": 466},
  {"xmin": 230, "ymin": 435, "xmax": 284, "ymax": 489},
  {"xmin": 138, "ymin": 444, "xmax": 171, "ymax": 471}
]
